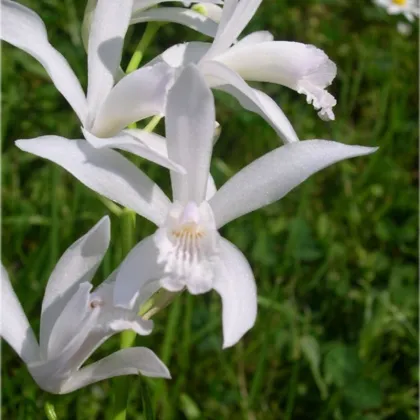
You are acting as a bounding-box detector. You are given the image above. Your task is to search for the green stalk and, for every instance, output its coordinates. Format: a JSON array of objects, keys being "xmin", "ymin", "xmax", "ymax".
[
  {"xmin": 126, "ymin": 22, "xmax": 161, "ymax": 74},
  {"xmin": 112, "ymin": 209, "xmax": 136, "ymax": 420},
  {"xmin": 44, "ymin": 401, "xmax": 58, "ymax": 420}
]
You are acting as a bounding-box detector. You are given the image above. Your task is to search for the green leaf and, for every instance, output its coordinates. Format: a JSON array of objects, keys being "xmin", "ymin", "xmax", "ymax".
[
  {"xmin": 343, "ymin": 378, "xmax": 383, "ymax": 410},
  {"xmin": 180, "ymin": 393, "xmax": 201, "ymax": 419},
  {"xmin": 300, "ymin": 335, "xmax": 328, "ymax": 399},
  {"xmin": 324, "ymin": 343, "xmax": 363, "ymax": 387}
]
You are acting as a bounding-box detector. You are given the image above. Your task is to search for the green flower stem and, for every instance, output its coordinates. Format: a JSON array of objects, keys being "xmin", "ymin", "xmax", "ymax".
[
  {"xmin": 44, "ymin": 401, "xmax": 58, "ymax": 420},
  {"xmin": 112, "ymin": 209, "xmax": 137, "ymax": 420},
  {"xmin": 126, "ymin": 22, "xmax": 161, "ymax": 129},
  {"xmin": 126, "ymin": 22, "xmax": 161, "ymax": 74}
]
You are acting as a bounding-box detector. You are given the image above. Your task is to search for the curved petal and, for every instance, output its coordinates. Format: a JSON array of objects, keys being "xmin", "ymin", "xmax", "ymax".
[
  {"xmin": 114, "ymin": 235, "xmax": 162, "ymax": 309},
  {"xmin": 132, "ymin": 0, "xmax": 223, "ymax": 12},
  {"xmin": 82, "ymin": 129, "xmax": 185, "ymax": 173},
  {"xmin": 87, "ymin": 0, "xmax": 132, "ymax": 120},
  {"xmin": 28, "ymin": 306, "xmax": 100, "ymax": 393},
  {"xmin": 192, "ymin": 3, "xmax": 223, "ymax": 22},
  {"xmin": 206, "ymin": 174, "xmax": 217, "ymax": 200},
  {"xmin": 91, "ymin": 62, "xmax": 174, "ymax": 137},
  {"xmin": 200, "ymin": 60, "xmax": 298, "ymax": 143},
  {"xmin": 91, "ymin": 277, "xmax": 154, "ymax": 336},
  {"xmin": 206, "ymin": 0, "xmax": 262, "ymax": 59},
  {"xmin": 46, "ymin": 283, "xmax": 92, "ymax": 359},
  {"xmin": 216, "ymin": 41, "xmax": 337, "ymax": 121},
  {"xmin": 40, "ymin": 216, "xmax": 110, "ymax": 355},
  {"xmin": 210, "ymin": 140, "xmax": 378, "ymax": 228},
  {"xmin": 214, "ymin": 238, "xmax": 257, "ymax": 348},
  {"xmin": 15, "ymin": 137, "xmax": 171, "ymax": 226},
  {"xmin": 166, "ymin": 64, "xmax": 215, "ymax": 204},
  {"xmin": 1, "ymin": 265, "xmax": 40, "ymax": 364},
  {"xmin": 1, "ymin": 0, "xmax": 87, "ymax": 124},
  {"xmin": 130, "ymin": 8, "xmax": 218, "ymax": 38},
  {"xmin": 235, "ymin": 30, "xmax": 274, "ymax": 47},
  {"xmin": 58, "ymin": 347, "xmax": 170, "ymax": 394},
  {"xmin": 151, "ymin": 42, "xmax": 209, "ymax": 68}
]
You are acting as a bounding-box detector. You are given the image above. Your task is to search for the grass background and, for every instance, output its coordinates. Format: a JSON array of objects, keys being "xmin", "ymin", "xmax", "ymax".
[{"xmin": 1, "ymin": 0, "xmax": 418, "ymax": 419}]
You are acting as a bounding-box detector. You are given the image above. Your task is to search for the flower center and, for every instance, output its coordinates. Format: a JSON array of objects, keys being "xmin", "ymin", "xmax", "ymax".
[
  {"xmin": 155, "ymin": 201, "xmax": 220, "ymax": 294},
  {"xmin": 392, "ymin": 0, "xmax": 406, "ymax": 5}
]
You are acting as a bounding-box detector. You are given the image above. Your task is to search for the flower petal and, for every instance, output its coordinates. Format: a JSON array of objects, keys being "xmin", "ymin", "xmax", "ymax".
[
  {"xmin": 114, "ymin": 235, "xmax": 162, "ymax": 309},
  {"xmin": 206, "ymin": 0, "xmax": 262, "ymax": 58},
  {"xmin": 87, "ymin": 0, "xmax": 132, "ymax": 120},
  {"xmin": 210, "ymin": 140, "xmax": 378, "ymax": 228},
  {"xmin": 16, "ymin": 137, "xmax": 171, "ymax": 226},
  {"xmin": 152, "ymin": 42, "xmax": 209, "ymax": 68},
  {"xmin": 235, "ymin": 30, "xmax": 274, "ymax": 47},
  {"xmin": 192, "ymin": 3, "xmax": 223, "ymax": 22},
  {"xmin": 91, "ymin": 276, "xmax": 154, "ymax": 336},
  {"xmin": 1, "ymin": 264, "xmax": 40, "ymax": 364},
  {"xmin": 40, "ymin": 216, "xmax": 110, "ymax": 356},
  {"xmin": 28, "ymin": 305, "xmax": 100, "ymax": 393},
  {"xmin": 130, "ymin": 8, "xmax": 218, "ymax": 38},
  {"xmin": 216, "ymin": 41, "xmax": 337, "ymax": 120},
  {"xmin": 91, "ymin": 62, "xmax": 174, "ymax": 137},
  {"xmin": 206, "ymin": 174, "xmax": 217, "ymax": 200},
  {"xmin": 58, "ymin": 347, "xmax": 170, "ymax": 394},
  {"xmin": 166, "ymin": 64, "xmax": 215, "ymax": 204},
  {"xmin": 132, "ymin": 0, "xmax": 223, "ymax": 12},
  {"xmin": 82, "ymin": 129, "xmax": 185, "ymax": 173},
  {"xmin": 214, "ymin": 238, "xmax": 257, "ymax": 348},
  {"xmin": 1, "ymin": 0, "xmax": 87, "ymax": 124},
  {"xmin": 46, "ymin": 283, "xmax": 92, "ymax": 359},
  {"xmin": 200, "ymin": 60, "xmax": 298, "ymax": 143}
]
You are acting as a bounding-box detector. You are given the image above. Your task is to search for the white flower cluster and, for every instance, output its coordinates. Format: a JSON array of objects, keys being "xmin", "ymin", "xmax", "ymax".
[{"xmin": 1, "ymin": 0, "xmax": 377, "ymax": 394}]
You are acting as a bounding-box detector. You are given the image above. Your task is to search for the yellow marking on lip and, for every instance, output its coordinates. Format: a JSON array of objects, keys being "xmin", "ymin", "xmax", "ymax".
[
  {"xmin": 392, "ymin": 0, "xmax": 406, "ymax": 5},
  {"xmin": 171, "ymin": 223, "xmax": 205, "ymax": 238}
]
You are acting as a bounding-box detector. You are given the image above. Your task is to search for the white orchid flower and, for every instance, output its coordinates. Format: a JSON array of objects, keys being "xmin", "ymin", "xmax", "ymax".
[
  {"xmin": 148, "ymin": 0, "xmax": 338, "ymax": 145},
  {"xmin": 82, "ymin": 0, "xmax": 224, "ymax": 47},
  {"xmin": 1, "ymin": 0, "xmax": 184, "ymax": 173},
  {"xmin": 16, "ymin": 65, "xmax": 377, "ymax": 348},
  {"xmin": 0, "ymin": 217, "xmax": 170, "ymax": 394},
  {"xmin": 373, "ymin": 0, "xmax": 419, "ymax": 21}
]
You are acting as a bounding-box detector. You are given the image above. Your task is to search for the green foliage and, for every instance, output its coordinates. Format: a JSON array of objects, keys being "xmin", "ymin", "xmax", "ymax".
[{"xmin": 2, "ymin": 0, "xmax": 418, "ymax": 419}]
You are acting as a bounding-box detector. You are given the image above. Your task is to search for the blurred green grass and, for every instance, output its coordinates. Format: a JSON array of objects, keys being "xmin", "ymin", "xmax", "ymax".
[{"xmin": 1, "ymin": 0, "xmax": 418, "ymax": 419}]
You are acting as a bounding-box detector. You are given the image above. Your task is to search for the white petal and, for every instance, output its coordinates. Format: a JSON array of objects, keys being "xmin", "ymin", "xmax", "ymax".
[
  {"xmin": 152, "ymin": 42, "xmax": 209, "ymax": 68},
  {"xmin": 46, "ymin": 283, "xmax": 92, "ymax": 358},
  {"xmin": 206, "ymin": 174, "xmax": 217, "ymax": 200},
  {"xmin": 130, "ymin": 8, "xmax": 218, "ymax": 38},
  {"xmin": 87, "ymin": 0, "xmax": 132, "ymax": 120},
  {"xmin": 214, "ymin": 238, "xmax": 257, "ymax": 348},
  {"xmin": 210, "ymin": 140, "xmax": 378, "ymax": 228},
  {"xmin": 132, "ymin": 0, "xmax": 223, "ymax": 12},
  {"xmin": 40, "ymin": 216, "xmax": 110, "ymax": 356},
  {"xmin": 114, "ymin": 235, "xmax": 162, "ymax": 309},
  {"xmin": 200, "ymin": 61, "xmax": 298, "ymax": 143},
  {"xmin": 216, "ymin": 41, "xmax": 337, "ymax": 120},
  {"xmin": 235, "ymin": 30, "xmax": 274, "ymax": 47},
  {"xmin": 82, "ymin": 129, "xmax": 185, "ymax": 173},
  {"xmin": 28, "ymin": 306, "xmax": 100, "ymax": 393},
  {"xmin": 16, "ymin": 137, "xmax": 171, "ymax": 226},
  {"xmin": 192, "ymin": 3, "xmax": 223, "ymax": 22},
  {"xmin": 58, "ymin": 347, "xmax": 170, "ymax": 394},
  {"xmin": 206, "ymin": 0, "xmax": 262, "ymax": 58},
  {"xmin": 1, "ymin": 0, "xmax": 87, "ymax": 124},
  {"xmin": 0, "ymin": 264, "xmax": 40, "ymax": 364},
  {"xmin": 91, "ymin": 62, "xmax": 174, "ymax": 137},
  {"xmin": 166, "ymin": 64, "xmax": 215, "ymax": 204},
  {"xmin": 91, "ymin": 277, "xmax": 154, "ymax": 336}
]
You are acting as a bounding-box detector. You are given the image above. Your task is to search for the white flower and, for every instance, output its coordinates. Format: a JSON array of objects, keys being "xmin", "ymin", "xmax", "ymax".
[
  {"xmin": 0, "ymin": 217, "xmax": 170, "ymax": 394},
  {"xmin": 16, "ymin": 65, "xmax": 378, "ymax": 348},
  {"xmin": 374, "ymin": 0, "xmax": 419, "ymax": 21},
  {"xmin": 1, "ymin": 0, "xmax": 184, "ymax": 172},
  {"xmin": 149, "ymin": 0, "xmax": 338, "ymax": 145},
  {"xmin": 82, "ymin": 0, "xmax": 224, "ymax": 47}
]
